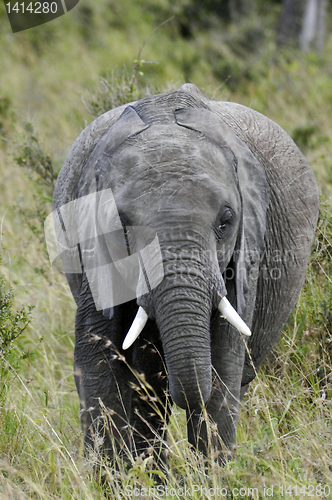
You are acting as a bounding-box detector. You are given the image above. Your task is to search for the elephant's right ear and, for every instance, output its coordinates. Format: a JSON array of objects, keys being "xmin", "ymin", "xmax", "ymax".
[{"xmin": 175, "ymin": 107, "xmax": 270, "ymax": 316}]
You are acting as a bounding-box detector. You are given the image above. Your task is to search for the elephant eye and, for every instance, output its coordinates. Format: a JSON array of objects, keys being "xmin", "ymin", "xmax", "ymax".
[
  {"xmin": 214, "ymin": 223, "xmax": 227, "ymax": 241},
  {"xmin": 214, "ymin": 207, "xmax": 234, "ymax": 242}
]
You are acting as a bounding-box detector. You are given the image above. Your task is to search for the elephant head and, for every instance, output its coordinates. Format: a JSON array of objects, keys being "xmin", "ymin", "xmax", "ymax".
[{"xmin": 51, "ymin": 84, "xmax": 319, "ymax": 460}]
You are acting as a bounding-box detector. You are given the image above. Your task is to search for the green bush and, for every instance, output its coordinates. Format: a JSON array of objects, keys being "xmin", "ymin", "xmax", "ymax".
[
  {"xmin": 0, "ymin": 254, "xmax": 33, "ymax": 376},
  {"xmin": 14, "ymin": 122, "xmax": 57, "ymax": 191}
]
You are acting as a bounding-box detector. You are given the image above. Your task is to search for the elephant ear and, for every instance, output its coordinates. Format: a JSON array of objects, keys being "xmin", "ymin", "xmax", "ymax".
[
  {"xmin": 175, "ymin": 107, "xmax": 270, "ymax": 316},
  {"xmin": 53, "ymin": 103, "xmax": 146, "ymax": 304},
  {"xmin": 53, "ymin": 101, "xmax": 138, "ymax": 209}
]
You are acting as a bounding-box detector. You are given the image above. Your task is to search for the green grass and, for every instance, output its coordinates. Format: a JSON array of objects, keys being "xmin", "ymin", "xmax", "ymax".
[{"xmin": 1, "ymin": 1, "xmax": 332, "ymax": 498}]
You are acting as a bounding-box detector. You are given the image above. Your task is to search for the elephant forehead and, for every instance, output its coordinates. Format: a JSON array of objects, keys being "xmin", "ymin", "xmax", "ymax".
[
  {"xmin": 103, "ymin": 126, "xmax": 241, "ymax": 221},
  {"xmin": 109, "ymin": 125, "xmax": 238, "ymax": 189}
]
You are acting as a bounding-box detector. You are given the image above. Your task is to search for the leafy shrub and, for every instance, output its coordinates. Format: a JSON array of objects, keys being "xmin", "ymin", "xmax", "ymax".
[
  {"xmin": 14, "ymin": 122, "xmax": 57, "ymax": 191},
  {"xmin": 0, "ymin": 95, "xmax": 12, "ymax": 138},
  {"xmin": 13, "ymin": 123, "xmax": 57, "ymax": 258},
  {"xmin": 0, "ymin": 254, "xmax": 33, "ymax": 369}
]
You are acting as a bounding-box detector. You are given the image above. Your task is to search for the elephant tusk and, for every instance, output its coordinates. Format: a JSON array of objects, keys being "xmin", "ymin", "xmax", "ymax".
[
  {"xmin": 122, "ymin": 307, "xmax": 149, "ymax": 350},
  {"xmin": 218, "ymin": 297, "xmax": 251, "ymax": 337}
]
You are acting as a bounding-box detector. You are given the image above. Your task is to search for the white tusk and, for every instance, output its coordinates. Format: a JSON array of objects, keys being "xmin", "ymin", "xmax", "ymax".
[
  {"xmin": 122, "ymin": 307, "xmax": 149, "ymax": 350},
  {"xmin": 218, "ymin": 297, "xmax": 251, "ymax": 337}
]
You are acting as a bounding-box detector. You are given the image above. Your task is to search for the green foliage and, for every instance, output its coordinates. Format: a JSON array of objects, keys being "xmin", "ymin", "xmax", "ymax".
[
  {"xmin": 307, "ymin": 199, "xmax": 332, "ymax": 376},
  {"xmin": 0, "ymin": 254, "xmax": 33, "ymax": 371},
  {"xmin": 83, "ymin": 66, "xmax": 156, "ymax": 118},
  {"xmin": 0, "ymin": 95, "xmax": 12, "ymax": 138},
  {"xmin": 292, "ymin": 122, "xmax": 319, "ymax": 150},
  {"xmin": 12, "ymin": 121, "xmax": 60, "ymax": 264},
  {"xmin": 14, "ymin": 123, "xmax": 58, "ymax": 191},
  {"xmin": 311, "ymin": 198, "xmax": 332, "ymax": 278},
  {"xmin": 0, "ymin": 96, "xmax": 11, "ymax": 117},
  {"xmin": 11, "ymin": 124, "xmax": 57, "ymax": 274}
]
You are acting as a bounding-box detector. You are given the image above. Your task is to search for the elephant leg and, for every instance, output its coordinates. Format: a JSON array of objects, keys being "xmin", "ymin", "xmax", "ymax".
[
  {"xmin": 74, "ymin": 344, "xmax": 134, "ymax": 462},
  {"xmin": 74, "ymin": 278, "xmax": 134, "ymax": 462}
]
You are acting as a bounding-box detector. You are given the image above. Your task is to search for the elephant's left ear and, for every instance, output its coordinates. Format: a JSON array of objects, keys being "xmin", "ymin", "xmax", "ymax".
[{"xmin": 175, "ymin": 107, "xmax": 270, "ymax": 315}]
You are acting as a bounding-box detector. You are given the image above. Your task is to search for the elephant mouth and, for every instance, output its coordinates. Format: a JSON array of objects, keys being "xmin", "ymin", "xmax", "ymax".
[{"xmin": 122, "ymin": 297, "xmax": 251, "ymax": 350}]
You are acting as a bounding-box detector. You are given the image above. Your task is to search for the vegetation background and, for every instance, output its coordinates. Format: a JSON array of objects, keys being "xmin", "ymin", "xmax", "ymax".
[{"xmin": 0, "ymin": 1, "xmax": 331, "ymax": 498}]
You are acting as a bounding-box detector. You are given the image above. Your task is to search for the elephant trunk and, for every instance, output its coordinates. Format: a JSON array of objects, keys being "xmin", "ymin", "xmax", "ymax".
[{"xmin": 151, "ymin": 256, "xmax": 217, "ymax": 410}]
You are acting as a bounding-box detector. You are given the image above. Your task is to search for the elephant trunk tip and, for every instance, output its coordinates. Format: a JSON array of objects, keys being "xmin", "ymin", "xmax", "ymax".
[{"xmin": 169, "ymin": 369, "xmax": 212, "ymax": 410}]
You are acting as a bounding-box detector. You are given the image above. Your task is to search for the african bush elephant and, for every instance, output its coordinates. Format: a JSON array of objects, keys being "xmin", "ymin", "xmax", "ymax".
[{"xmin": 51, "ymin": 84, "xmax": 319, "ymax": 465}]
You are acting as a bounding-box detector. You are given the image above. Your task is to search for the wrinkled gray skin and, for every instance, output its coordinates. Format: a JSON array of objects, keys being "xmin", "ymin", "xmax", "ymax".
[{"xmin": 53, "ymin": 84, "xmax": 319, "ymax": 464}]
